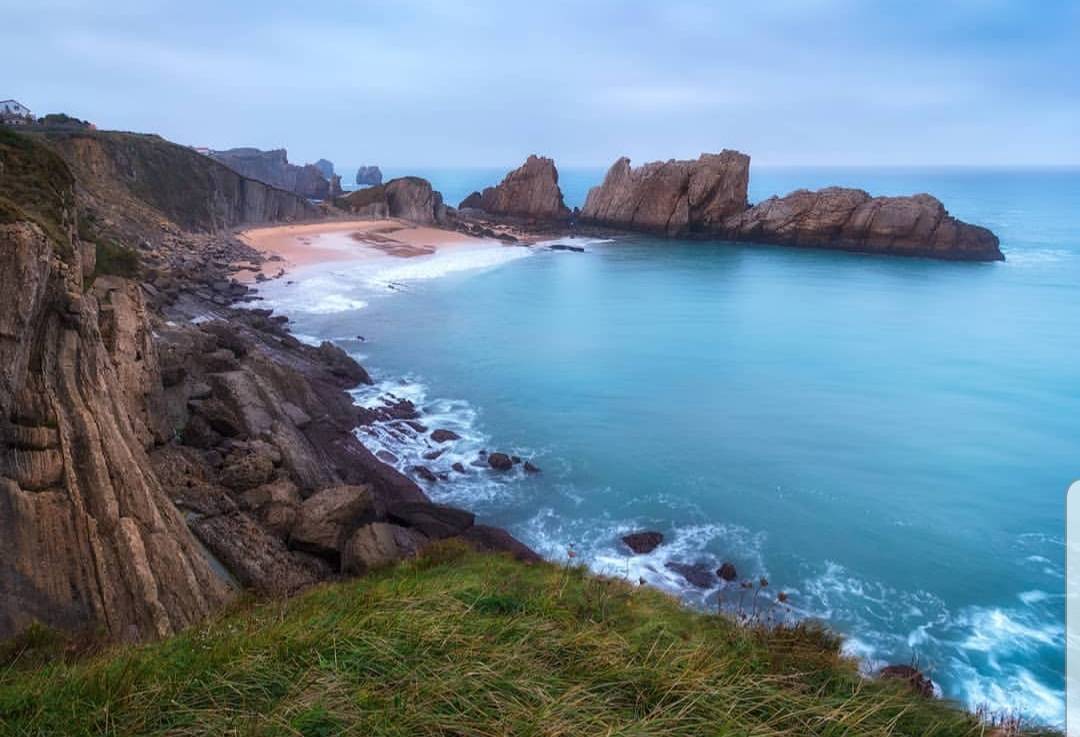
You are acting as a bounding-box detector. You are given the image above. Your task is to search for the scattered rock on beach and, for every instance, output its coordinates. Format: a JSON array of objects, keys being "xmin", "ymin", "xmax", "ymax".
[{"xmin": 622, "ymin": 531, "xmax": 663, "ymax": 555}]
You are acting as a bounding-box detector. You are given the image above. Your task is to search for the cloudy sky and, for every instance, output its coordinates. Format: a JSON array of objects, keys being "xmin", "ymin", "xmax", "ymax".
[{"xmin": 6, "ymin": 0, "xmax": 1079, "ymax": 167}]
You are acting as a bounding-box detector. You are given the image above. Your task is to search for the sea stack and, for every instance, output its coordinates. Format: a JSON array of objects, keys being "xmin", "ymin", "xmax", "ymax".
[
  {"xmin": 338, "ymin": 176, "xmax": 448, "ymax": 225},
  {"xmin": 721, "ymin": 187, "xmax": 1003, "ymax": 261},
  {"xmin": 356, "ymin": 165, "xmax": 383, "ymax": 186},
  {"xmin": 459, "ymin": 154, "xmax": 570, "ymax": 221},
  {"xmin": 580, "ymin": 151, "xmax": 751, "ymax": 236}
]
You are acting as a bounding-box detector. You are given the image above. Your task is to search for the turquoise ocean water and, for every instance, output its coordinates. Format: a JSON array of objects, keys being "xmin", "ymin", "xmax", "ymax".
[{"xmin": 262, "ymin": 165, "xmax": 1076, "ymax": 725}]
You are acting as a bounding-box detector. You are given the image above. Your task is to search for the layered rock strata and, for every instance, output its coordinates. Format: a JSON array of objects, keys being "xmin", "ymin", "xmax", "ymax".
[{"xmin": 459, "ymin": 155, "xmax": 570, "ymax": 221}]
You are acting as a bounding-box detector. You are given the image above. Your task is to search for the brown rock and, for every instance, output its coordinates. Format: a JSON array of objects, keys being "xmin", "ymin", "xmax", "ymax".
[
  {"xmin": 665, "ymin": 561, "xmax": 717, "ymax": 588},
  {"xmin": 289, "ymin": 485, "xmax": 374, "ymax": 558},
  {"xmin": 720, "ymin": 187, "xmax": 1002, "ymax": 261},
  {"xmin": 487, "ymin": 452, "xmax": 513, "ymax": 471},
  {"xmin": 430, "ymin": 428, "xmax": 460, "ymax": 443},
  {"xmin": 387, "ymin": 501, "xmax": 475, "ymax": 539},
  {"xmin": 460, "ymin": 155, "xmax": 570, "ymax": 221},
  {"xmin": 341, "ymin": 522, "xmax": 427, "ymax": 575},
  {"xmin": 219, "ymin": 451, "xmax": 275, "ymax": 491},
  {"xmin": 337, "ymin": 177, "xmax": 447, "ymax": 225},
  {"xmin": 622, "ymin": 531, "xmax": 663, "ymax": 554},
  {"xmin": 581, "ymin": 152, "xmax": 750, "ymax": 236},
  {"xmin": 717, "ymin": 562, "xmax": 738, "ymax": 581}
]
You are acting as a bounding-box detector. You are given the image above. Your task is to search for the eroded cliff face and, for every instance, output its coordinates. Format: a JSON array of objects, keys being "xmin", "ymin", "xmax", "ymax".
[
  {"xmin": 459, "ymin": 155, "xmax": 570, "ymax": 221},
  {"xmin": 209, "ymin": 147, "xmax": 340, "ymax": 201},
  {"xmin": 0, "ymin": 136, "xmax": 231, "ymax": 640},
  {"xmin": 42, "ymin": 132, "xmax": 319, "ymax": 236},
  {"xmin": 721, "ymin": 187, "xmax": 1003, "ymax": 261},
  {"xmin": 581, "ymin": 152, "xmax": 750, "ymax": 236}
]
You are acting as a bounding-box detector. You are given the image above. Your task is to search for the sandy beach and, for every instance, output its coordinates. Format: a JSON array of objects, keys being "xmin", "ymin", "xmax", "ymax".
[{"xmin": 234, "ymin": 219, "xmax": 491, "ymax": 281}]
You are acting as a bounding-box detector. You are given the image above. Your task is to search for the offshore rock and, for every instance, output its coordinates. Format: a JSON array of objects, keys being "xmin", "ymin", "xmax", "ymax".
[
  {"xmin": 459, "ymin": 155, "xmax": 570, "ymax": 221},
  {"xmin": 720, "ymin": 187, "xmax": 1003, "ymax": 261},
  {"xmin": 355, "ymin": 165, "xmax": 383, "ymax": 186},
  {"xmin": 581, "ymin": 151, "xmax": 750, "ymax": 236}
]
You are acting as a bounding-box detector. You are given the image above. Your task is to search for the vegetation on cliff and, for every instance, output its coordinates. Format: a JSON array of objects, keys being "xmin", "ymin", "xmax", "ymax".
[
  {"xmin": 0, "ymin": 547, "xmax": 1039, "ymax": 737},
  {"xmin": 0, "ymin": 127, "xmax": 74, "ymax": 247}
]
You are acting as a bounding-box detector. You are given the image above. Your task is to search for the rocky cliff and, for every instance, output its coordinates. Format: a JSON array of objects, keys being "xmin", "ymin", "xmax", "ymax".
[
  {"xmin": 356, "ymin": 165, "xmax": 383, "ymax": 186},
  {"xmin": 1, "ymin": 129, "xmax": 531, "ymax": 643},
  {"xmin": 337, "ymin": 177, "xmax": 448, "ymax": 225},
  {"xmin": 721, "ymin": 187, "xmax": 1003, "ymax": 261},
  {"xmin": 0, "ymin": 128, "xmax": 230, "ymax": 641},
  {"xmin": 40, "ymin": 131, "xmax": 318, "ymax": 238},
  {"xmin": 580, "ymin": 152, "xmax": 750, "ymax": 236},
  {"xmin": 209, "ymin": 147, "xmax": 340, "ymax": 200},
  {"xmin": 459, "ymin": 155, "xmax": 570, "ymax": 221}
]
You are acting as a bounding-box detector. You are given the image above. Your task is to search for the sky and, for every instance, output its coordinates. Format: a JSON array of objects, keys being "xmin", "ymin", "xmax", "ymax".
[{"xmin": 5, "ymin": 0, "xmax": 1079, "ymax": 168}]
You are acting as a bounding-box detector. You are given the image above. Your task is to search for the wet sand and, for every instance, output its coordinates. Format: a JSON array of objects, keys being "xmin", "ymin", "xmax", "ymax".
[{"xmin": 234, "ymin": 219, "xmax": 489, "ymax": 281}]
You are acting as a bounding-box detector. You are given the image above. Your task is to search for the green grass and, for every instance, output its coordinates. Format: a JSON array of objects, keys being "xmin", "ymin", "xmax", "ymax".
[
  {"xmin": 0, "ymin": 127, "xmax": 75, "ymax": 249},
  {"xmin": 92, "ymin": 238, "xmax": 141, "ymax": 279},
  {"xmin": 0, "ymin": 545, "xmax": 1049, "ymax": 736}
]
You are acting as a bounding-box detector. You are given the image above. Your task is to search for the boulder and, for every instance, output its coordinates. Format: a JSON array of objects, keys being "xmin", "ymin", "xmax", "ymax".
[
  {"xmin": 193, "ymin": 512, "xmax": 322, "ymax": 594},
  {"xmin": 459, "ymin": 525, "xmax": 542, "ymax": 563},
  {"xmin": 289, "ymin": 484, "xmax": 374, "ymax": 558},
  {"xmin": 717, "ymin": 562, "xmax": 738, "ymax": 582},
  {"xmin": 622, "ymin": 531, "xmax": 663, "ymax": 554},
  {"xmin": 218, "ymin": 451, "xmax": 275, "ymax": 491},
  {"xmin": 459, "ymin": 155, "xmax": 570, "ymax": 221},
  {"xmin": 338, "ymin": 177, "xmax": 447, "ymax": 225},
  {"xmin": 581, "ymin": 152, "xmax": 750, "ymax": 236},
  {"xmin": 341, "ymin": 522, "xmax": 427, "ymax": 575},
  {"xmin": 387, "ymin": 501, "xmax": 475, "ymax": 539},
  {"xmin": 487, "ymin": 452, "xmax": 514, "ymax": 471},
  {"xmin": 430, "ymin": 428, "xmax": 460, "ymax": 443},
  {"xmin": 665, "ymin": 561, "xmax": 717, "ymax": 589}
]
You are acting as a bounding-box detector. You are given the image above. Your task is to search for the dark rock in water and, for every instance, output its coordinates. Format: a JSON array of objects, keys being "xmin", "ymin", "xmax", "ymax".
[
  {"xmin": 375, "ymin": 450, "xmax": 398, "ymax": 464},
  {"xmin": 405, "ymin": 420, "xmax": 428, "ymax": 433},
  {"xmin": 456, "ymin": 155, "xmax": 570, "ymax": 221},
  {"xmin": 423, "ymin": 448, "xmax": 446, "ymax": 461},
  {"xmin": 355, "ymin": 165, "xmax": 383, "ymax": 186},
  {"xmin": 622, "ymin": 531, "xmax": 663, "ymax": 555},
  {"xmin": 665, "ymin": 561, "xmax": 717, "ymax": 589},
  {"xmin": 451, "ymin": 462, "xmax": 466, "ymax": 474},
  {"xmin": 410, "ymin": 465, "xmax": 437, "ymax": 483},
  {"xmin": 430, "ymin": 428, "xmax": 461, "ymax": 443},
  {"xmin": 356, "ymin": 396, "xmax": 419, "ymax": 425},
  {"xmin": 487, "ymin": 452, "xmax": 514, "ymax": 471},
  {"xmin": 879, "ymin": 665, "xmax": 935, "ymax": 698},
  {"xmin": 717, "ymin": 562, "xmax": 738, "ymax": 581},
  {"xmin": 510, "ymin": 455, "xmax": 521, "ymax": 464},
  {"xmin": 523, "ymin": 461, "xmax": 541, "ymax": 474},
  {"xmin": 387, "ymin": 501, "xmax": 475, "ymax": 539},
  {"xmin": 548, "ymin": 243, "xmax": 585, "ymax": 253}
]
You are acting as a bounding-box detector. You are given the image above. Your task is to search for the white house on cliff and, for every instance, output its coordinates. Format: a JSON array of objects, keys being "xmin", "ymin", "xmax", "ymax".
[{"xmin": 0, "ymin": 99, "xmax": 33, "ymax": 125}]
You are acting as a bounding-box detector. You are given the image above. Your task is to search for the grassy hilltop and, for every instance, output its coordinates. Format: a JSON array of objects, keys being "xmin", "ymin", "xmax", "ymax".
[{"xmin": 0, "ymin": 545, "xmax": 1039, "ymax": 737}]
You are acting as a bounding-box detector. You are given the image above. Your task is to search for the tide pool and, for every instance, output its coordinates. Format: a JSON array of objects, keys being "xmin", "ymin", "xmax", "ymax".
[{"xmin": 256, "ymin": 166, "xmax": 1077, "ymax": 725}]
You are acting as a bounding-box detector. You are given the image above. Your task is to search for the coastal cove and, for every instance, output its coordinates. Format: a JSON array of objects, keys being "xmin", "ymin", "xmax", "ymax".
[{"xmin": 252, "ymin": 166, "xmax": 1076, "ymax": 725}]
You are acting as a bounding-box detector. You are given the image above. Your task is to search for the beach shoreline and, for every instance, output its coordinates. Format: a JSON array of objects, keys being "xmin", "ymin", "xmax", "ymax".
[{"xmin": 233, "ymin": 218, "xmax": 500, "ymax": 282}]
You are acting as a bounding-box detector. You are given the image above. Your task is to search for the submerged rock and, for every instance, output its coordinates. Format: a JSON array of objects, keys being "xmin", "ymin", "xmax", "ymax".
[{"xmin": 622, "ymin": 531, "xmax": 663, "ymax": 554}]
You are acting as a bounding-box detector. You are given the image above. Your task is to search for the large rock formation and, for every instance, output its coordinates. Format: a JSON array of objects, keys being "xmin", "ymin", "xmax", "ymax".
[
  {"xmin": 0, "ymin": 129, "xmax": 231, "ymax": 641},
  {"xmin": 209, "ymin": 147, "xmax": 339, "ymax": 200},
  {"xmin": 337, "ymin": 177, "xmax": 448, "ymax": 225},
  {"xmin": 459, "ymin": 155, "xmax": 570, "ymax": 221},
  {"xmin": 581, "ymin": 150, "xmax": 1002, "ymax": 261},
  {"xmin": 581, "ymin": 151, "xmax": 750, "ymax": 236},
  {"xmin": 356, "ymin": 165, "xmax": 383, "ymax": 186},
  {"xmin": 721, "ymin": 187, "xmax": 1003, "ymax": 261}
]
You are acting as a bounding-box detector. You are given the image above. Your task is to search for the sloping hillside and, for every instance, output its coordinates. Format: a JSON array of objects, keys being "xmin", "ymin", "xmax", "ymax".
[{"xmin": 0, "ymin": 548, "xmax": 1044, "ymax": 737}]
